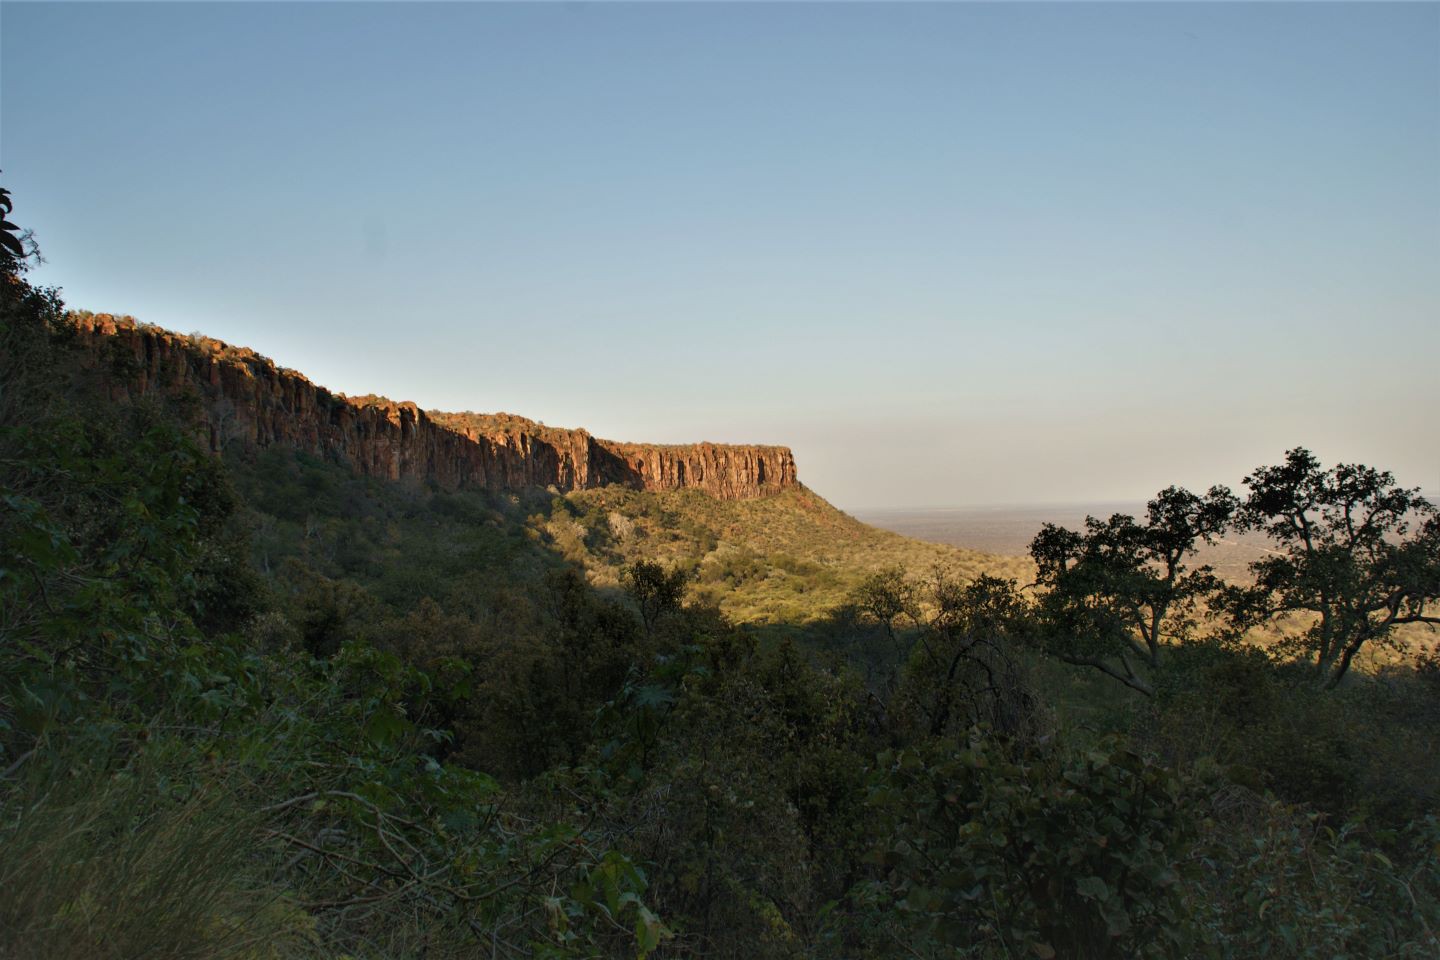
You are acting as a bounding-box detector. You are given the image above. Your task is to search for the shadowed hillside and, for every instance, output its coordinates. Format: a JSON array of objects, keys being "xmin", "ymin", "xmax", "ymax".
[{"xmin": 227, "ymin": 446, "xmax": 1032, "ymax": 629}]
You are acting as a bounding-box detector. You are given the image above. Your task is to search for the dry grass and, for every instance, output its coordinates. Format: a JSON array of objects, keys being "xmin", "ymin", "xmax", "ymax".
[{"xmin": 0, "ymin": 748, "xmax": 306, "ymax": 960}]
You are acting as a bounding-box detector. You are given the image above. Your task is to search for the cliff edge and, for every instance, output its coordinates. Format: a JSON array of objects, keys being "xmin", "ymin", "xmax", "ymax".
[{"xmin": 68, "ymin": 313, "xmax": 798, "ymax": 500}]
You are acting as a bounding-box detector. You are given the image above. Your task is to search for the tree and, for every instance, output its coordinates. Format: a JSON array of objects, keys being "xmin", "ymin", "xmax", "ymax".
[
  {"xmin": 0, "ymin": 178, "xmax": 62, "ymax": 440},
  {"xmin": 0, "ymin": 177, "xmax": 34, "ymax": 268},
  {"xmin": 623, "ymin": 559, "xmax": 691, "ymax": 637},
  {"xmin": 852, "ymin": 565, "xmax": 920, "ymax": 650},
  {"xmin": 1029, "ymin": 485, "xmax": 1237, "ymax": 696},
  {"xmin": 1229, "ymin": 448, "xmax": 1440, "ymax": 689},
  {"xmin": 896, "ymin": 573, "xmax": 1036, "ymax": 739}
]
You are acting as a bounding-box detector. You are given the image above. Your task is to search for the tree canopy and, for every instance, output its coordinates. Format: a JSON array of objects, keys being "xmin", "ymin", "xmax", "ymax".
[
  {"xmin": 1229, "ymin": 447, "xmax": 1440, "ymax": 688},
  {"xmin": 1029, "ymin": 485, "xmax": 1237, "ymax": 695}
]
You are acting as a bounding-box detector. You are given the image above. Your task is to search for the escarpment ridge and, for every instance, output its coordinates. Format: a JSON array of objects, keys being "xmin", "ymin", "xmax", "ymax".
[{"xmin": 67, "ymin": 313, "xmax": 798, "ymax": 500}]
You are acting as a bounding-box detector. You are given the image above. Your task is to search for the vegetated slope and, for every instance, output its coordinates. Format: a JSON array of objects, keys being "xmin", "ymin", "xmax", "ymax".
[
  {"xmin": 64, "ymin": 310, "xmax": 1032, "ymax": 625},
  {"xmin": 546, "ymin": 485, "xmax": 1035, "ymax": 624},
  {"xmin": 227, "ymin": 445, "xmax": 1032, "ymax": 629}
]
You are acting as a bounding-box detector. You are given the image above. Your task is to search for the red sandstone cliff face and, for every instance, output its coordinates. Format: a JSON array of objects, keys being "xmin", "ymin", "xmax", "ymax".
[{"xmin": 67, "ymin": 313, "xmax": 798, "ymax": 500}]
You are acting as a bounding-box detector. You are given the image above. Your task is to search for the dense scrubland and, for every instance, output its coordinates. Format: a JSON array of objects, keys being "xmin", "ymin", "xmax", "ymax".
[{"xmin": 3, "ymin": 193, "xmax": 1439, "ymax": 959}]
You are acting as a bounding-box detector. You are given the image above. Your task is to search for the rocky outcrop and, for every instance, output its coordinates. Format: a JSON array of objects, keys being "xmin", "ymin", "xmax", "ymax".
[{"xmin": 66, "ymin": 313, "xmax": 798, "ymax": 500}]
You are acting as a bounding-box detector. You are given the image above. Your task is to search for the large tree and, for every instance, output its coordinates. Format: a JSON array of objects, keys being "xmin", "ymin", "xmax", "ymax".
[
  {"xmin": 1029, "ymin": 485, "xmax": 1237, "ymax": 696},
  {"xmin": 897, "ymin": 573, "xmax": 1035, "ymax": 738},
  {"xmin": 1230, "ymin": 448, "xmax": 1440, "ymax": 689}
]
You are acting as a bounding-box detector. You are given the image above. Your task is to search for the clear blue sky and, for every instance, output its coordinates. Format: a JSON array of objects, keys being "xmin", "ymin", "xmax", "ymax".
[{"xmin": 4, "ymin": 2, "xmax": 1437, "ymax": 509}]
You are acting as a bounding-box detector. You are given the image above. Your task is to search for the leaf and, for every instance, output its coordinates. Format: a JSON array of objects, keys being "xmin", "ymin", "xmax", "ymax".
[
  {"xmin": 632, "ymin": 684, "xmax": 675, "ymax": 709},
  {"xmin": 635, "ymin": 904, "xmax": 669, "ymax": 955},
  {"xmin": 1076, "ymin": 876, "xmax": 1110, "ymax": 901},
  {"xmin": 1032, "ymin": 944, "xmax": 1057, "ymax": 959},
  {"xmin": 1102, "ymin": 902, "xmax": 1132, "ymax": 937},
  {"xmin": 364, "ymin": 707, "xmax": 406, "ymax": 746}
]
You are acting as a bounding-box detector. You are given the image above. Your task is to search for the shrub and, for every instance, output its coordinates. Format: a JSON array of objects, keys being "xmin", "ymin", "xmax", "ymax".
[{"xmin": 853, "ymin": 734, "xmax": 1199, "ymax": 959}]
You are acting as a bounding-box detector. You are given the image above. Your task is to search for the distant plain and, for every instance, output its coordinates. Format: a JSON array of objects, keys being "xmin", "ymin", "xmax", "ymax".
[
  {"xmin": 858, "ymin": 502, "xmax": 1285, "ymax": 584},
  {"xmin": 858, "ymin": 496, "xmax": 1440, "ymax": 590}
]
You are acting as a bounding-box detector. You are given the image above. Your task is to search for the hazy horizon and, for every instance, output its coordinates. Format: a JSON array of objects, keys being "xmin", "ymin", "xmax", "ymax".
[
  {"xmin": 4, "ymin": 2, "xmax": 1436, "ymax": 508},
  {"xmin": 849, "ymin": 492, "xmax": 1440, "ymax": 513}
]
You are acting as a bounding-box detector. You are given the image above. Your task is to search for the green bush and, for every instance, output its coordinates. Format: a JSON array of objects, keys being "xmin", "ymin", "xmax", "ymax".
[
  {"xmin": 853, "ymin": 735, "xmax": 1199, "ymax": 959},
  {"xmin": 1190, "ymin": 790, "xmax": 1440, "ymax": 958}
]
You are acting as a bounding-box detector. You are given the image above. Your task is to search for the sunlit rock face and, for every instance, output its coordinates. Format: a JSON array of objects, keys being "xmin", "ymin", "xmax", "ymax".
[{"xmin": 69, "ymin": 313, "xmax": 798, "ymax": 500}]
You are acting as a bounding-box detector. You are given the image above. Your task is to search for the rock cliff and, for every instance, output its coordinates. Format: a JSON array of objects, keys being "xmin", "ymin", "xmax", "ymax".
[{"xmin": 67, "ymin": 313, "xmax": 798, "ymax": 500}]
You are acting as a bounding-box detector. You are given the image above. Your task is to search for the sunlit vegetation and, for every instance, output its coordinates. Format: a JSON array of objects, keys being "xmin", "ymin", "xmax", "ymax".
[
  {"xmin": 553, "ymin": 485, "xmax": 1034, "ymax": 624},
  {"xmin": 3, "ymin": 187, "xmax": 1438, "ymax": 958}
]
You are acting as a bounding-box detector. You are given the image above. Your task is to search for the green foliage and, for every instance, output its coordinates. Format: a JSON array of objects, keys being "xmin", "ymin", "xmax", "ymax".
[
  {"xmin": 590, "ymin": 625, "xmax": 873, "ymax": 958},
  {"xmin": 623, "ymin": 558, "xmax": 692, "ymax": 636},
  {"xmin": 1, "ymin": 404, "xmax": 263, "ymax": 745},
  {"xmin": 893, "ymin": 574, "xmax": 1040, "ymax": 741},
  {"xmin": 0, "ymin": 223, "xmax": 663, "ymax": 959},
  {"xmin": 452, "ymin": 567, "xmax": 637, "ymax": 777},
  {"xmin": 854, "ymin": 734, "xmax": 1200, "ymax": 959},
  {"xmin": 1189, "ymin": 791, "xmax": 1440, "ymax": 958},
  {"xmin": 852, "ymin": 564, "xmax": 921, "ymax": 636},
  {"xmin": 1150, "ymin": 642, "xmax": 1440, "ymax": 826}
]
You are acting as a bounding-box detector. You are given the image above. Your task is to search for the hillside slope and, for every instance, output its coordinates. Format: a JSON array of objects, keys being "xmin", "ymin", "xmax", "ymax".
[
  {"xmin": 536, "ymin": 484, "xmax": 1033, "ymax": 624},
  {"xmin": 62, "ymin": 310, "xmax": 1029, "ymax": 624},
  {"xmin": 227, "ymin": 447, "xmax": 1031, "ymax": 628}
]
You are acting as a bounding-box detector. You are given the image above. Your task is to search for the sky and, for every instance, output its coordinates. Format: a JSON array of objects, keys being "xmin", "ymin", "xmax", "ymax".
[{"xmin": 3, "ymin": 2, "xmax": 1437, "ymax": 509}]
